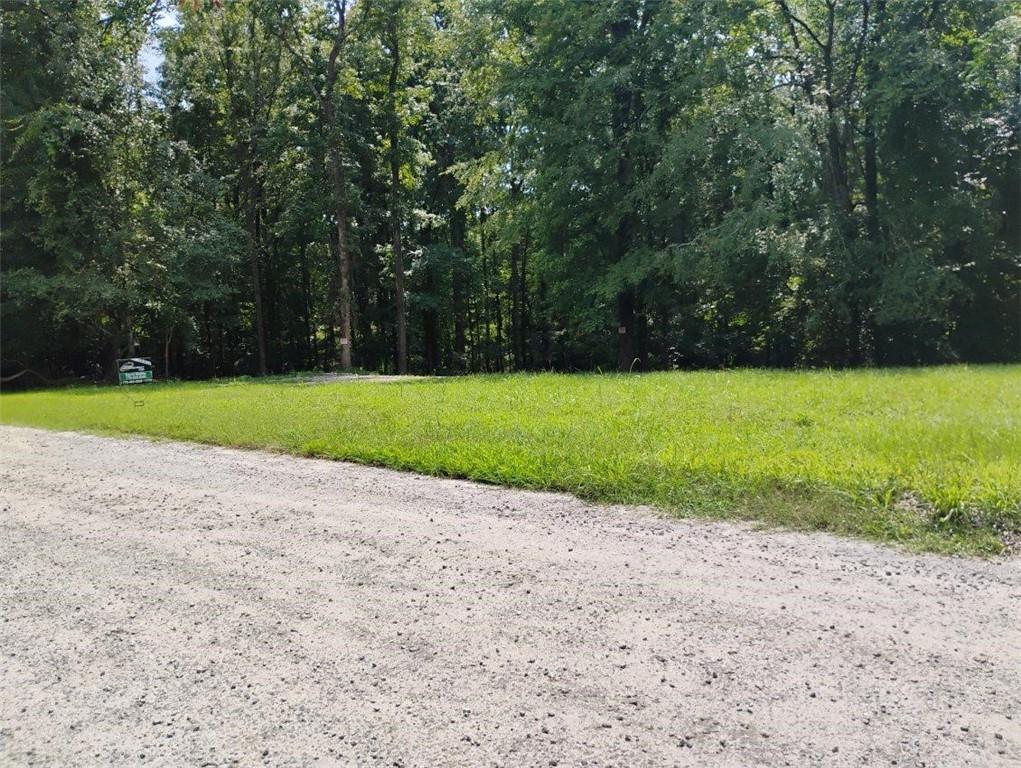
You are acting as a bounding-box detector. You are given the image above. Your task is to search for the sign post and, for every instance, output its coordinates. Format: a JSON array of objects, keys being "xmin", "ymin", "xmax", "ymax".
[{"xmin": 117, "ymin": 357, "xmax": 154, "ymax": 385}]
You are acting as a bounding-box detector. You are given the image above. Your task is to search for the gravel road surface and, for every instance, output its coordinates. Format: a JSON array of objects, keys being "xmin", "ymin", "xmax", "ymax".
[{"xmin": 1, "ymin": 426, "xmax": 1018, "ymax": 767}]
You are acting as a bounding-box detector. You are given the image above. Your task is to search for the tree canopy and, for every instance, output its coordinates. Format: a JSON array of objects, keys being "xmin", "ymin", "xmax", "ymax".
[{"xmin": 3, "ymin": 0, "xmax": 1018, "ymax": 382}]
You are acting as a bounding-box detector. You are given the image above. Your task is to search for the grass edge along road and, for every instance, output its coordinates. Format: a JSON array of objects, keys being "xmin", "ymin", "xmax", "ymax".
[{"xmin": 2, "ymin": 366, "xmax": 1018, "ymax": 555}]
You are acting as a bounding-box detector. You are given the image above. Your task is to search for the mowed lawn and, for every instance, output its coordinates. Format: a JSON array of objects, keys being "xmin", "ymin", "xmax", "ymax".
[{"xmin": 2, "ymin": 366, "xmax": 1018, "ymax": 554}]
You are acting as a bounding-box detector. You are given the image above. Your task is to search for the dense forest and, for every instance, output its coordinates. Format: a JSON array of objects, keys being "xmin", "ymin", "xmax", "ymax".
[{"xmin": 2, "ymin": 0, "xmax": 1019, "ymax": 382}]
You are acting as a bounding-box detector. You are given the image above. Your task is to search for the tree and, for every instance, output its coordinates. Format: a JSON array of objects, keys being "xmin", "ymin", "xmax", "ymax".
[
  {"xmin": 267, "ymin": 0, "xmax": 372, "ymax": 371},
  {"xmin": 3, "ymin": 0, "xmax": 1017, "ymax": 384}
]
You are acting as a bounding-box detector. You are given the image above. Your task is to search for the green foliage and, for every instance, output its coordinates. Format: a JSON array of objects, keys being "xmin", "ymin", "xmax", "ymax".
[
  {"xmin": 1, "ymin": 0, "xmax": 242, "ymax": 379},
  {"xmin": 3, "ymin": 366, "xmax": 1019, "ymax": 555},
  {"xmin": 2, "ymin": 0, "xmax": 1018, "ymax": 381}
]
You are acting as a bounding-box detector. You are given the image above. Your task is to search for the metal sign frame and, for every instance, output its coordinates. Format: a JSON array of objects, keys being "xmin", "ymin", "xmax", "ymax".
[{"xmin": 117, "ymin": 357, "xmax": 154, "ymax": 385}]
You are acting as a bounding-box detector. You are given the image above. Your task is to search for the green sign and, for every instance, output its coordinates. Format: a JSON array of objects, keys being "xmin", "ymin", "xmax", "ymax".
[{"xmin": 118, "ymin": 357, "xmax": 153, "ymax": 385}]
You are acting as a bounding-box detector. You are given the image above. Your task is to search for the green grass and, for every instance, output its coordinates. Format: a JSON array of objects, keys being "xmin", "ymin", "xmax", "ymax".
[{"xmin": 2, "ymin": 366, "xmax": 1019, "ymax": 555}]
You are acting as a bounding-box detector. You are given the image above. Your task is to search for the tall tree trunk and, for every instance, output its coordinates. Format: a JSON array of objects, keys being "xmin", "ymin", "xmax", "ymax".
[
  {"xmin": 823, "ymin": 115, "xmax": 854, "ymax": 228},
  {"xmin": 494, "ymin": 282, "xmax": 504, "ymax": 372},
  {"xmin": 452, "ymin": 276, "xmax": 466, "ymax": 370},
  {"xmin": 659, "ymin": 307, "xmax": 672, "ymax": 369},
  {"xmin": 862, "ymin": 0, "xmax": 886, "ymax": 364},
  {"xmin": 617, "ymin": 289, "xmax": 636, "ymax": 372},
  {"xmin": 392, "ymin": 194, "xmax": 407, "ymax": 373},
  {"xmin": 329, "ymin": 150, "xmax": 353, "ymax": 371},
  {"xmin": 310, "ymin": 0, "xmax": 356, "ymax": 372},
  {"xmin": 424, "ymin": 265, "xmax": 440, "ymax": 372},
  {"xmin": 164, "ymin": 330, "xmax": 172, "ymax": 380},
  {"xmin": 375, "ymin": 275, "xmax": 389, "ymax": 373},
  {"xmin": 609, "ymin": 9, "xmax": 639, "ymax": 372},
  {"xmin": 539, "ymin": 277, "xmax": 550, "ymax": 370},
  {"xmin": 863, "ymin": 118, "xmax": 879, "ymax": 242},
  {"xmin": 299, "ymin": 242, "xmax": 316, "ymax": 369},
  {"xmin": 863, "ymin": 0, "xmax": 886, "ymax": 245},
  {"xmin": 125, "ymin": 311, "xmax": 137, "ymax": 358},
  {"xmin": 245, "ymin": 153, "xmax": 269, "ymax": 376},
  {"xmin": 510, "ymin": 242, "xmax": 521, "ymax": 369},
  {"xmin": 480, "ymin": 212, "xmax": 492, "ymax": 370},
  {"xmin": 265, "ymin": 225, "xmax": 278, "ymax": 367},
  {"xmin": 451, "ymin": 209, "xmax": 467, "ymax": 371},
  {"xmin": 388, "ymin": 16, "xmax": 408, "ymax": 374},
  {"xmin": 1006, "ymin": 46, "xmax": 1021, "ymax": 251},
  {"xmin": 520, "ymin": 239, "xmax": 530, "ymax": 369},
  {"xmin": 354, "ymin": 248, "xmax": 374, "ymax": 370},
  {"xmin": 248, "ymin": 244, "xmax": 268, "ymax": 375},
  {"xmin": 326, "ymin": 315, "xmax": 337, "ymax": 368}
]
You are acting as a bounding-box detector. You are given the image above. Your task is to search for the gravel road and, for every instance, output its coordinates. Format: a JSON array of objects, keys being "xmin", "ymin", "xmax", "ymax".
[{"xmin": 1, "ymin": 426, "xmax": 1018, "ymax": 767}]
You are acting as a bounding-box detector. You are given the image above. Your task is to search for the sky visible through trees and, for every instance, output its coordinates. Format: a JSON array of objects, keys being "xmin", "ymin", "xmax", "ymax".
[{"xmin": 2, "ymin": 0, "xmax": 1019, "ymax": 382}]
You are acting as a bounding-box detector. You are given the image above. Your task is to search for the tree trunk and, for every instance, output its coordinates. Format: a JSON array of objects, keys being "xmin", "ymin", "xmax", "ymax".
[
  {"xmin": 392, "ymin": 201, "xmax": 407, "ymax": 374},
  {"xmin": 375, "ymin": 275, "xmax": 389, "ymax": 373},
  {"xmin": 539, "ymin": 277, "xmax": 550, "ymax": 370},
  {"xmin": 864, "ymin": 0, "xmax": 886, "ymax": 245},
  {"xmin": 610, "ymin": 9, "xmax": 638, "ymax": 373},
  {"xmin": 451, "ymin": 209, "xmax": 467, "ymax": 371},
  {"xmin": 265, "ymin": 224, "xmax": 278, "ymax": 367},
  {"xmin": 510, "ymin": 242, "xmax": 521, "ymax": 369},
  {"xmin": 126, "ymin": 311, "xmax": 137, "ymax": 358},
  {"xmin": 520, "ymin": 239, "xmax": 530, "ymax": 369},
  {"xmin": 424, "ymin": 263, "xmax": 440, "ymax": 373},
  {"xmin": 388, "ymin": 17, "xmax": 408, "ymax": 374},
  {"xmin": 354, "ymin": 248, "xmax": 374, "ymax": 369},
  {"xmin": 299, "ymin": 242, "xmax": 317, "ymax": 369},
  {"xmin": 617, "ymin": 289, "xmax": 635, "ymax": 372},
  {"xmin": 330, "ymin": 150, "xmax": 353, "ymax": 371},
  {"xmin": 326, "ymin": 316, "xmax": 337, "ymax": 368},
  {"xmin": 864, "ymin": 117, "xmax": 879, "ymax": 242},
  {"xmin": 245, "ymin": 155, "xmax": 269, "ymax": 376},
  {"xmin": 480, "ymin": 212, "xmax": 493, "ymax": 370},
  {"xmin": 823, "ymin": 116, "xmax": 854, "ymax": 226},
  {"xmin": 164, "ymin": 330, "xmax": 172, "ymax": 379},
  {"xmin": 316, "ymin": 0, "xmax": 355, "ymax": 374},
  {"xmin": 494, "ymin": 285, "xmax": 504, "ymax": 372},
  {"xmin": 249, "ymin": 246, "xmax": 268, "ymax": 375}
]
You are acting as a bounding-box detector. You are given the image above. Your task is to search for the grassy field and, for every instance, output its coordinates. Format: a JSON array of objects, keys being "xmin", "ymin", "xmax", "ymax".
[{"xmin": 2, "ymin": 366, "xmax": 1018, "ymax": 554}]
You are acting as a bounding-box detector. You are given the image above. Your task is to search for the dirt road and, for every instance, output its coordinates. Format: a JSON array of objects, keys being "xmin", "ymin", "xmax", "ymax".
[{"xmin": 1, "ymin": 426, "xmax": 1018, "ymax": 767}]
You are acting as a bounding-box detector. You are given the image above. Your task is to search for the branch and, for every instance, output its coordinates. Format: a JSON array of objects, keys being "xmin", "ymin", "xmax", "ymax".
[
  {"xmin": 775, "ymin": 0, "xmax": 826, "ymax": 51},
  {"xmin": 773, "ymin": 2, "xmax": 816, "ymax": 103},
  {"xmin": 0, "ymin": 367, "xmax": 52, "ymax": 385},
  {"xmin": 267, "ymin": 17, "xmax": 324, "ymax": 105},
  {"xmin": 327, "ymin": 0, "xmax": 348, "ymax": 80},
  {"xmin": 841, "ymin": 0, "xmax": 870, "ymax": 107}
]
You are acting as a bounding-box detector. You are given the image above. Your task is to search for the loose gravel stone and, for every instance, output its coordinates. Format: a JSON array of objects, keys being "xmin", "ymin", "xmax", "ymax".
[{"xmin": 0, "ymin": 426, "xmax": 1018, "ymax": 767}]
